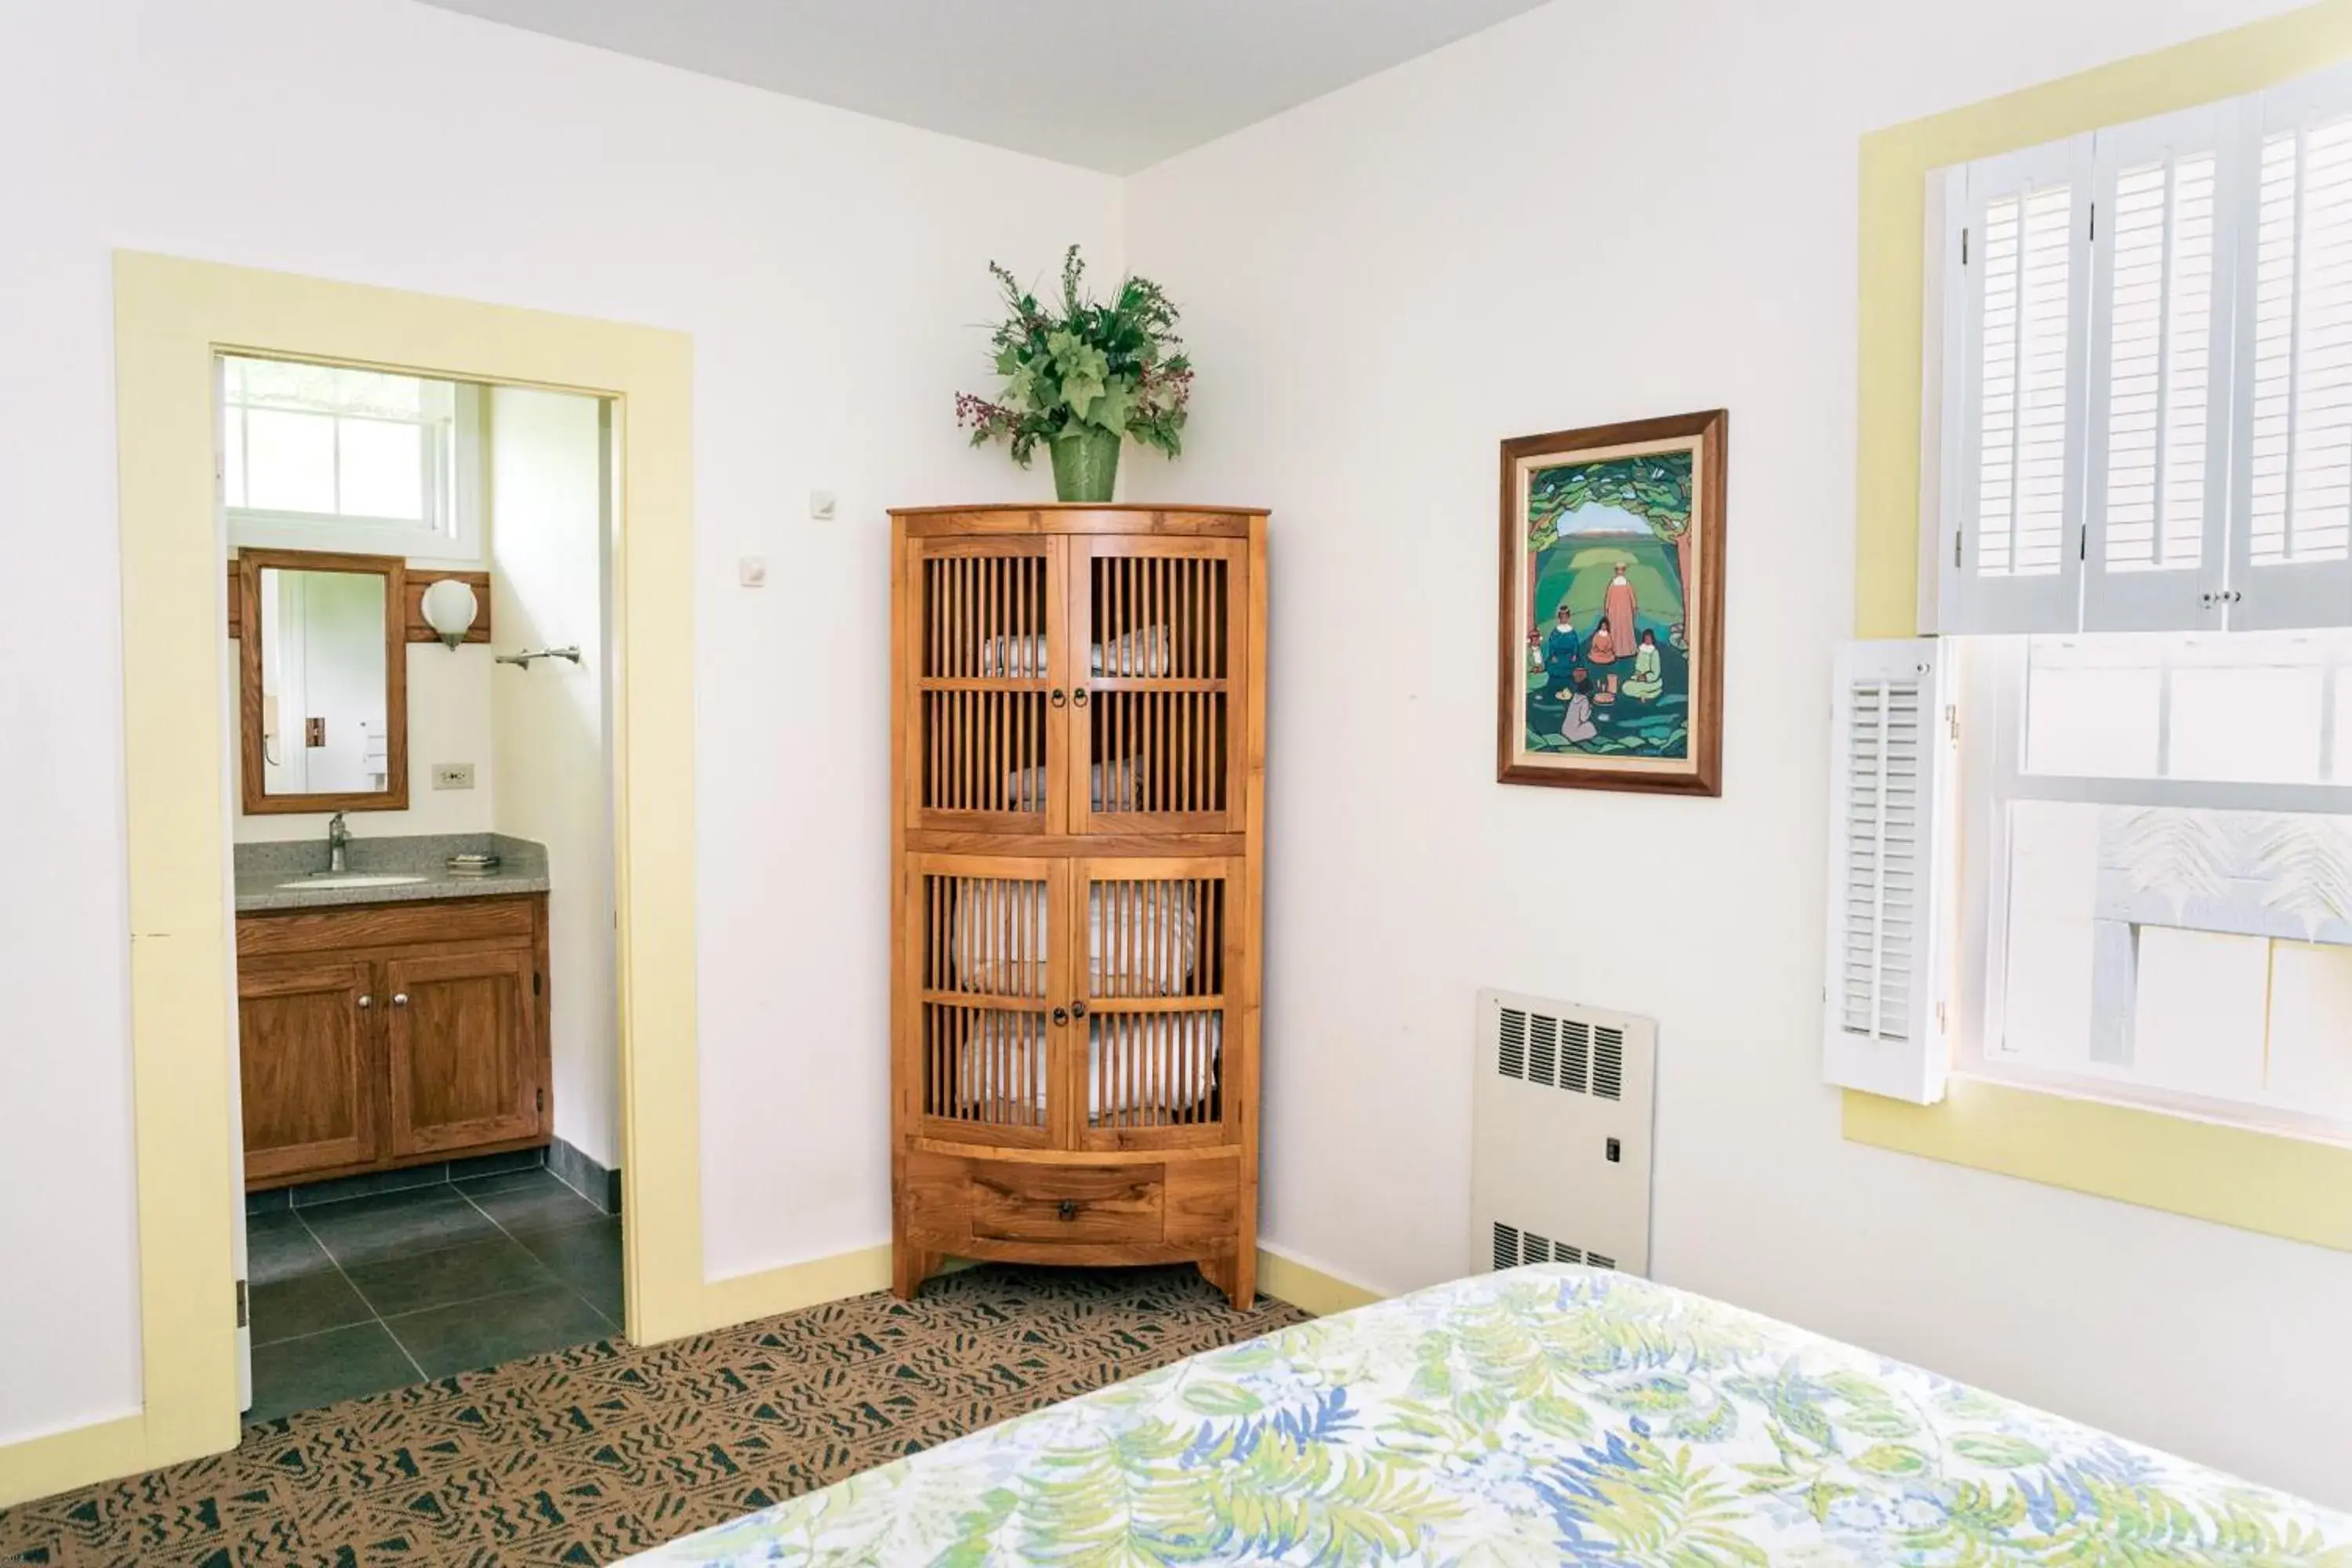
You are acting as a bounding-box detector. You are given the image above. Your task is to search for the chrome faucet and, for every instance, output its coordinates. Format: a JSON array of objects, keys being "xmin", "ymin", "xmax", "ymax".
[{"xmin": 327, "ymin": 812, "xmax": 350, "ymax": 874}]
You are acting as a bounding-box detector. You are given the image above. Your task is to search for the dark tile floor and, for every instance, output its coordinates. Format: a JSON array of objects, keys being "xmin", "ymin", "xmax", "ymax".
[{"xmin": 246, "ymin": 1169, "xmax": 621, "ymax": 1421}]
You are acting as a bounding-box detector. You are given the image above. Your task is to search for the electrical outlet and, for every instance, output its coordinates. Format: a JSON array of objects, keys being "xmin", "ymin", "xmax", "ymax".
[{"xmin": 432, "ymin": 763, "xmax": 476, "ymax": 791}]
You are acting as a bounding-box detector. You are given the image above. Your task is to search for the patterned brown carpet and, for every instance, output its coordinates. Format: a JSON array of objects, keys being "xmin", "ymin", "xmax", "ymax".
[{"xmin": 0, "ymin": 1264, "xmax": 1307, "ymax": 1567}]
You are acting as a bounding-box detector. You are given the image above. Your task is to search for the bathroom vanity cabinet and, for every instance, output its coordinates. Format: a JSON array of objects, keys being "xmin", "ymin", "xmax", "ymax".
[{"xmin": 238, "ymin": 893, "xmax": 551, "ymax": 1188}]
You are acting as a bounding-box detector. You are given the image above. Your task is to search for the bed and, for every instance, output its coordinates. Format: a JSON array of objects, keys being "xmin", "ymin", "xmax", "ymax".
[{"xmin": 620, "ymin": 1265, "xmax": 2351, "ymax": 1565}]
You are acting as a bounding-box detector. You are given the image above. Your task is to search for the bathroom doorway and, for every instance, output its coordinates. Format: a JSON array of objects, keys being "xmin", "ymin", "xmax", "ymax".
[{"xmin": 220, "ymin": 360, "xmax": 627, "ymax": 1418}]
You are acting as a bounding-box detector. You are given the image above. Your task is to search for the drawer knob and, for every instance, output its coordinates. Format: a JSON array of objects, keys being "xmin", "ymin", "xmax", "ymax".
[
  {"xmin": 392, "ymin": 993, "xmax": 409, "ymax": 1007},
  {"xmin": 1058, "ymin": 1199, "xmax": 1078, "ymax": 1221},
  {"xmin": 357, "ymin": 994, "xmax": 372, "ymax": 1011}
]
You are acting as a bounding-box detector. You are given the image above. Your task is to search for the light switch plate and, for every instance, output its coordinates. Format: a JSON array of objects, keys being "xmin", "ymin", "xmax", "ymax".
[{"xmin": 432, "ymin": 763, "xmax": 476, "ymax": 790}]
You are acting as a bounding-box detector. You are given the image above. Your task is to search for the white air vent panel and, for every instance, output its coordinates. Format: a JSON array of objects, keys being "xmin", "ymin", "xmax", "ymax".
[{"xmin": 1471, "ymin": 989, "xmax": 1656, "ymax": 1278}]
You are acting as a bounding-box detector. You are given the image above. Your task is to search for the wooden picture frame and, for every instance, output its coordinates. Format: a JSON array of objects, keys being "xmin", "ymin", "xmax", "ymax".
[
  {"xmin": 236, "ymin": 546, "xmax": 409, "ymax": 815},
  {"xmin": 1497, "ymin": 409, "xmax": 1726, "ymax": 795}
]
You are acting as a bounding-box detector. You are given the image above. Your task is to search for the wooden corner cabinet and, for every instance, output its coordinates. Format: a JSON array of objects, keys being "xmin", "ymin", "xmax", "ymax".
[
  {"xmin": 889, "ymin": 504, "xmax": 1268, "ymax": 1309},
  {"xmin": 238, "ymin": 894, "xmax": 551, "ymax": 1189}
]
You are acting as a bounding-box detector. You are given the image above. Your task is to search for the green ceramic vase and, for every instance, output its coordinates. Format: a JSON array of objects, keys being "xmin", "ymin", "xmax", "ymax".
[{"xmin": 1049, "ymin": 427, "xmax": 1121, "ymax": 503}]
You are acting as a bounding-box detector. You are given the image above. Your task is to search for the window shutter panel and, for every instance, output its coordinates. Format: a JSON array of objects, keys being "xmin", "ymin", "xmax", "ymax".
[
  {"xmin": 1824, "ymin": 640, "xmax": 1955, "ymax": 1105},
  {"xmin": 2083, "ymin": 104, "xmax": 2239, "ymax": 631},
  {"xmin": 1948, "ymin": 139, "xmax": 2093, "ymax": 634},
  {"xmin": 2231, "ymin": 67, "xmax": 2352, "ymax": 630}
]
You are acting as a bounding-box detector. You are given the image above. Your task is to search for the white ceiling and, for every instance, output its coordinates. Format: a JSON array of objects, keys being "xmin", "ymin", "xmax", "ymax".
[{"xmin": 414, "ymin": 0, "xmax": 1553, "ymax": 173}]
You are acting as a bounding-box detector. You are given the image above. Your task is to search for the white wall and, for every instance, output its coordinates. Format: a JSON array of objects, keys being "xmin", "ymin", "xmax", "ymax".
[
  {"xmin": 490, "ymin": 387, "xmax": 620, "ymax": 1169},
  {"xmin": 0, "ymin": 0, "xmax": 1116, "ymax": 1446},
  {"xmin": 230, "ymin": 644, "xmax": 499, "ymax": 842},
  {"xmin": 1122, "ymin": 0, "xmax": 2348, "ymax": 1508}
]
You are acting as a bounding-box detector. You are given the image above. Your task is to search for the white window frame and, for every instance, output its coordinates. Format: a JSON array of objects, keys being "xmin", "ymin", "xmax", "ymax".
[
  {"xmin": 1954, "ymin": 634, "xmax": 2352, "ymax": 1141},
  {"xmin": 219, "ymin": 358, "xmax": 486, "ymax": 564},
  {"xmin": 1935, "ymin": 139, "xmax": 2094, "ymax": 637},
  {"xmin": 2229, "ymin": 68, "xmax": 2352, "ymax": 630},
  {"xmin": 1922, "ymin": 62, "xmax": 2352, "ymax": 638}
]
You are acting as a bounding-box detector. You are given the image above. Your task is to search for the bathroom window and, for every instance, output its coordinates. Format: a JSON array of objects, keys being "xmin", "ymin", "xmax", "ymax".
[{"xmin": 220, "ymin": 355, "xmax": 483, "ymax": 560}]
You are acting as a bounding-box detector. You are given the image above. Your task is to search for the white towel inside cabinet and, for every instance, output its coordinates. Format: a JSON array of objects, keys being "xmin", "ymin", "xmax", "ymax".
[
  {"xmin": 978, "ymin": 626, "xmax": 1171, "ymax": 680},
  {"xmin": 950, "ymin": 1010, "xmax": 1223, "ymax": 1120}
]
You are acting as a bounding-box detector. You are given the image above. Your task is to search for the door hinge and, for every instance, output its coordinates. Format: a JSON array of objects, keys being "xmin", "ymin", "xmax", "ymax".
[
  {"xmin": 533, "ymin": 971, "xmax": 543, "ymax": 997},
  {"xmin": 1946, "ymin": 704, "xmax": 1960, "ymax": 742},
  {"xmin": 536, "ymin": 1087, "xmax": 546, "ymax": 1113},
  {"xmin": 1936, "ymin": 1001, "xmax": 1949, "ymax": 1032},
  {"xmin": 1960, "ymin": 227, "xmax": 1969, "ymax": 266},
  {"xmin": 1953, "ymin": 532, "xmax": 1962, "ymax": 569},
  {"xmin": 234, "ymin": 1278, "xmax": 249, "ymax": 1329}
]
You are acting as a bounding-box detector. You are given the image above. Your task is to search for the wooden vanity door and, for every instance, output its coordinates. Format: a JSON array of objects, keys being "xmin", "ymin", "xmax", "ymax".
[
  {"xmin": 1073, "ymin": 857, "xmax": 1244, "ymax": 1153},
  {"xmin": 1066, "ymin": 537, "xmax": 1249, "ymax": 836},
  {"xmin": 906, "ymin": 855, "xmax": 1066, "ymax": 1149},
  {"xmin": 239, "ymin": 960, "xmax": 380, "ymax": 1182},
  {"xmin": 383, "ymin": 949, "xmax": 540, "ymax": 1156},
  {"xmin": 906, "ymin": 537, "xmax": 1069, "ymax": 835}
]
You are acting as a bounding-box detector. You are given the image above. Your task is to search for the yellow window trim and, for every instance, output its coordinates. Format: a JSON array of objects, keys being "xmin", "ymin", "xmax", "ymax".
[
  {"xmin": 1850, "ymin": 0, "xmax": 2352, "ymax": 1246},
  {"xmin": 1847, "ymin": 1078, "xmax": 2352, "ymax": 1251}
]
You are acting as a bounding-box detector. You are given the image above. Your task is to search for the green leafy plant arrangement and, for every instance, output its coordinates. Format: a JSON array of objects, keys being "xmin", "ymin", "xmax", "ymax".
[{"xmin": 955, "ymin": 245, "xmax": 1192, "ymax": 466}]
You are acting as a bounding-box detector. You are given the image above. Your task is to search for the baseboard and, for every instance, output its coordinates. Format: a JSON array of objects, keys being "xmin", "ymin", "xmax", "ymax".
[
  {"xmin": 1254, "ymin": 1244, "xmax": 1385, "ymax": 1317},
  {"xmin": 546, "ymin": 1136, "xmax": 622, "ymax": 1215},
  {"xmin": 0, "ymin": 1413, "xmax": 147, "ymax": 1512}
]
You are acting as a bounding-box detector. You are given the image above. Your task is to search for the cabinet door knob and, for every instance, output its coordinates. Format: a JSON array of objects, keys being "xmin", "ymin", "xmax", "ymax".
[
  {"xmin": 358, "ymin": 994, "xmax": 372, "ymax": 1010},
  {"xmin": 1058, "ymin": 1199, "xmax": 1078, "ymax": 1221},
  {"xmin": 392, "ymin": 993, "xmax": 409, "ymax": 1007},
  {"xmin": 1070, "ymin": 1000, "xmax": 1088, "ymax": 1018},
  {"xmin": 1050, "ymin": 688, "xmax": 1067, "ymax": 707},
  {"xmin": 1072, "ymin": 688, "xmax": 1090, "ymax": 708},
  {"xmin": 1051, "ymin": 1006, "xmax": 1069, "ymax": 1025}
]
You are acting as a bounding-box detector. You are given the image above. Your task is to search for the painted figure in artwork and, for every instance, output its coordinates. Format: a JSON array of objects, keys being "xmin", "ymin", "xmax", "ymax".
[
  {"xmin": 1586, "ymin": 614, "xmax": 1619, "ymax": 703},
  {"xmin": 1519, "ymin": 447, "xmax": 1694, "ymax": 761},
  {"xmin": 1541, "ymin": 602, "xmax": 1584, "ymax": 695},
  {"xmin": 1558, "ymin": 666, "xmax": 1598, "ymax": 742},
  {"xmin": 1623, "ymin": 627, "xmax": 1664, "ymax": 700},
  {"xmin": 1602, "ymin": 564, "xmax": 1639, "ymax": 659}
]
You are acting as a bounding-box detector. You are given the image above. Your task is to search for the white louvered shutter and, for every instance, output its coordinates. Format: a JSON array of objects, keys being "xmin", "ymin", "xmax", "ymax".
[
  {"xmin": 1824, "ymin": 641, "xmax": 1955, "ymax": 1105},
  {"xmin": 2231, "ymin": 65, "xmax": 2352, "ymax": 630},
  {"xmin": 1947, "ymin": 139, "xmax": 2093, "ymax": 634},
  {"xmin": 2084, "ymin": 103, "xmax": 2239, "ymax": 631}
]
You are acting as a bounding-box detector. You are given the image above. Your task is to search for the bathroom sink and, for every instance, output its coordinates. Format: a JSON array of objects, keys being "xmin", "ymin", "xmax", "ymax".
[{"xmin": 278, "ymin": 873, "xmax": 427, "ymax": 889}]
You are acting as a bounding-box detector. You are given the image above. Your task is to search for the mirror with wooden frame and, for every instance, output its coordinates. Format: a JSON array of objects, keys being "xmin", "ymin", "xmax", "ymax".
[{"xmin": 237, "ymin": 548, "xmax": 408, "ymax": 814}]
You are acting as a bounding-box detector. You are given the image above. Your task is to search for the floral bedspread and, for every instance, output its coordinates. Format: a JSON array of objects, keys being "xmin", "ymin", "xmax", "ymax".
[{"xmin": 625, "ymin": 1265, "xmax": 2351, "ymax": 1565}]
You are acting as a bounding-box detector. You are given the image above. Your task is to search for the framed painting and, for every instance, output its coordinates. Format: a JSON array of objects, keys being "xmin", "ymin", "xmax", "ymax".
[{"xmin": 1497, "ymin": 409, "xmax": 1726, "ymax": 795}]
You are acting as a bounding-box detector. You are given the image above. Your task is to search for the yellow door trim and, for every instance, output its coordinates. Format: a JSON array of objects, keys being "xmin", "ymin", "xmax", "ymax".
[{"xmin": 2, "ymin": 252, "xmax": 701, "ymax": 1508}]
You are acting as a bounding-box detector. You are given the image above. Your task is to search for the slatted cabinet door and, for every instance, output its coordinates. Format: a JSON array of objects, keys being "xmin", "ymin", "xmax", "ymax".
[
  {"xmin": 1071, "ymin": 858, "xmax": 1243, "ymax": 1152},
  {"xmin": 909, "ymin": 855, "xmax": 1065, "ymax": 1149},
  {"xmin": 908, "ymin": 537, "xmax": 1068, "ymax": 834},
  {"xmin": 1067, "ymin": 538, "xmax": 1249, "ymax": 835}
]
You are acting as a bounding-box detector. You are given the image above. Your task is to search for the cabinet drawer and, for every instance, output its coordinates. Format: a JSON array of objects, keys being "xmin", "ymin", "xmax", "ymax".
[
  {"xmin": 970, "ymin": 1162, "xmax": 1164, "ymax": 1245},
  {"xmin": 239, "ymin": 895, "xmax": 536, "ymax": 959}
]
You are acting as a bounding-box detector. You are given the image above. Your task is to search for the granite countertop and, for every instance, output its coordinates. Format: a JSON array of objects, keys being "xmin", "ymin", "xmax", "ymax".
[{"xmin": 234, "ymin": 833, "xmax": 551, "ymax": 913}]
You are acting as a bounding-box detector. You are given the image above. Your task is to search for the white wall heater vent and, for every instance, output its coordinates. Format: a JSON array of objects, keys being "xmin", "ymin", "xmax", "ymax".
[{"xmin": 1471, "ymin": 989, "xmax": 1657, "ymax": 1278}]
